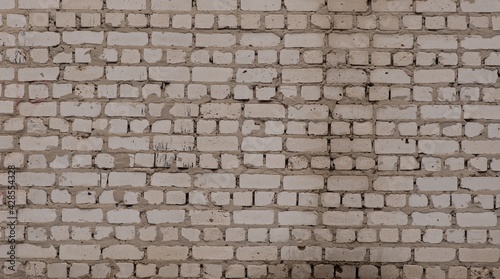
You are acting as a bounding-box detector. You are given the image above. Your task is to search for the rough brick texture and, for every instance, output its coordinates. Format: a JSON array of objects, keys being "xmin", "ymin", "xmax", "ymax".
[{"xmin": 2, "ymin": 0, "xmax": 500, "ymax": 278}]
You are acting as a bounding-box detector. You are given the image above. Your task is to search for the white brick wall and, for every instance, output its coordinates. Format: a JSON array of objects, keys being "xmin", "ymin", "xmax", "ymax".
[{"xmin": 2, "ymin": 0, "xmax": 500, "ymax": 278}]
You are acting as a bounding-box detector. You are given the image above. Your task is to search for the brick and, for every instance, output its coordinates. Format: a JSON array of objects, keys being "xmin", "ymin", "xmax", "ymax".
[
  {"xmin": 190, "ymin": 210, "xmax": 230, "ymax": 225},
  {"xmin": 458, "ymin": 69, "xmax": 498, "ymax": 84},
  {"xmin": 288, "ymin": 105, "xmax": 329, "ymax": 120},
  {"xmin": 239, "ymin": 174, "xmax": 280, "ymax": 189},
  {"xmin": 420, "ymin": 105, "xmax": 461, "ymax": 119},
  {"xmin": 461, "ymin": 35, "xmax": 500, "ymax": 49},
  {"xmin": 327, "ymin": 176, "xmax": 369, "ymax": 191},
  {"xmin": 20, "ymin": 136, "xmax": 58, "ymax": 151},
  {"xmin": 460, "ymin": 0, "xmax": 500, "ymax": 12},
  {"xmin": 17, "ymin": 172, "xmax": 56, "ymax": 187},
  {"xmin": 59, "ymin": 172, "xmax": 100, "ymax": 187},
  {"xmin": 0, "ymin": 135, "xmax": 14, "ymax": 149},
  {"xmin": 62, "ymin": 0, "xmax": 103, "ymax": 9},
  {"xmin": 279, "ymin": 211, "xmax": 318, "ymax": 225},
  {"xmin": 461, "ymin": 177, "xmax": 500, "ymax": 191},
  {"xmin": 0, "ymin": 0, "xmax": 14, "ymax": 9},
  {"xmin": 416, "ymin": 177, "xmax": 457, "ymax": 191},
  {"xmin": 62, "ymin": 136, "xmax": 103, "ymax": 151},
  {"xmin": 284, "ymin": 33, "xmax": 325, "ymax": 48},
  {"xmin": 19, "ymin": 67, "xmax": 59, "ymax": 81},
  {"xmin": 373, "ymin": 34, "xmax": 413, "ymax": 49},
  {"xmin": 61, "ymin": 102, "xmax": 101, "ymax": 117},
  {"xmin": 368, "ymin": 211, "xmax": 408, "ymax": 226},
  {"xmin": 236, "ymin": 247, "xmax": 278, "ymax": 260},
  {"xmin": 456, "ymin": 212, "xmax": 497, "ymax": 227},
  {"xmin": 329, "ymin": 33, "xmax": 369, "ymax": 48},
  {"xmin": 18, "ymin": 209, "xmax": 56, "ymax": 223},
  {"xmin": 464, "ymin": 105, "xmax": 500, "ymax": 119},
  {"xmin": 194, "ymin": 173, "xmax": 235, "ymax": 189},
  {"xmin": 285, "ymin": 0, "xmax": 324, "ymax": 10},
  {"xmin": 105, "ymin": 102, "xmax": 146, "ymax": 117},
  {"xmin": 149, "ymin": 67, "xmax": 190, "ymax": 82},
  {"xmin": 19, "ymin": 32, "xmax": 60, "ymax": 46},
  {"xmin": 107, "ymin": 209, "xmax": 141, "ymax": 224},
  {"xmin": 327, "ymin": 69, "xmax": 368, "ymax": 83},
  {"xmin": 415, "ymin": 248, "xmax": 456, "ymax": 262},
  {"xmin": 19, "ymin": 0, "xmax": 59, "ymax": 9},
  {"xmin": 282, "ymin": 69, "xmax": 323, "ymax": 83},
  {"xmin": 323, "ymin": 211, "xmax": 363, "ymax": 226},
  {"xmin": 108, "ymin": 172, "xmax": 146, "ymax": 187},
  {"xmin": 0, "ymin": 68, "xmax": 14, "ymax": 80},
  {"xmin": 236, "ymin": 68, "xmax": 278, "ymax": 83},
  {"xmin": 281, "ymin": 246, "xmax": 322, "ymax": 261},
  {"xmin": 325, "ymin": 248, "xmax": 366, "ymax": 261},
  {"xmin": 17, "ymin": 244, "xmax": 57, "ymax": 259},
  {"xmin": 18, "ymin": 102, "xmax": 57, "ymax": 116},
  {"xmin": 234, "ymin": 210, "xmax": 274, "ymax": 224},
  {"xmin": 241, "ymin": 33, "xmax": 281, "ymax": 47},
  {"xmin": 242, "ymin": 137, "xmax": 282, "ymax": 151},
  {"xmin": 107, "ymin": 32, "xmax": 149, "ymax": 46},
  {"xmin": 192, "ymin": 246, "xmax": 233, "ymax": 260},
  {"xmin": 64, "ymin": 66, "xmax": 104, "ymax": 81},
  {"xmin": 147, "ymin": 246, "xmax": 189, "ymax": 260},
  {"xmin": 60, "ymin": 245, "xmax": 101, "ymax": 260},
  {"xmin": 462, "ymin": 140, "xmax": 500, "ymax": 155},
  {"xmin": 106, "ymin": 66, "xmax": 147, "ymax": 81},
  {"xmin": 152, "ymin": 32, "xmax": 192, "ymax": 47},
  {"xmin": 152, "ymin": 0, "xmax": 191, "ymax": 10},
  {"xmin": 412, "ymin": 212, "xmax": 451, "ymax": 226},
  {"xmin": 284, "ymin": 175, "xmax": 324, "ymax": 190},
  {"xmin": 62, "ymin": 31, "xmax": 104, "ymax": 44},
  {"xmin": 372, "ymin": 0, "xmax": 413, "ymax": 11},
  {"xmin": 418, "ymin": 140, "xmax": 459, "ymax": 155},
  {"xmin": 146, "ymin": 210, "xmax": 185, "ymax": 224},
  {"xmin": 334, "ymin": 105, "xmax": 373, "ymax": 120},
  {"xmin": 414, "ymin": 69, "xmax": 455, "ymax": 83},
  {"xmin": 197, "ymin": 136, "xmax": 238, "ymax": 151},
  {"xmin": 377, "ymin": 105, "xmax": 417, "ymax": 120},
  {"xmin": 62, "ymin": 209, "xmax": 103, "ymax": 222},
  {"xmin": 196, "ymin": 34, "xmax": 236, "ymax": 47},
  {"xmin": 417, "ymin": 35, "xmax": 457, "ymax": 49},
  {"xmin": 371, "ymin": 69, "xmax": 410, "ymax": 84},
  {"xmin": 151, "ymin": 173, "xmax": 191, "ymax": 188},
  {"xmin": 197, "ymin": 0, "xmax": 237, "ymax": 10},
  {"xmin": 103, "ymin": 245, "xmax": 144, "ymax": 260},
  {"xmin": 244, "ymin": 104, "xmax": 285, "ymax": 118},
  {"xmin": 241, "ymin": 0, "xmax": 281, "ymax": 11},
  {"xmin": 193, "ymin": 67, "xmax": 233, "ymax": 82},
  {"xmin": 374, "ymin": 139, "xmax": 416, "ymax": 154},
  {"xmin": 107, "ymin": 0, "xmax": 146, "ymax": 9},
  {"xmin": 108, "ymin": 137, "xmax": 150, "ymax": 151},
  {"xmin": 328, "ymin": 0, "xmax": 368, "ymax": 11},
  {"xmin": 370, "ymin": 248, "xmax": 411, "ymax": 262},
  {"xmin": 286, "ymin": 138, "xmax": 328, "ymax": 153},
  {"xmin": 373, "ymin": 176, "xmax": 413, "ymax": 191}
]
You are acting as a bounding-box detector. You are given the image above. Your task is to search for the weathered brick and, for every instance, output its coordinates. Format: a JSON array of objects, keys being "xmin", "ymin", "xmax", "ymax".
[
  {"xmin": 146, "ymin": 210, "xmax": 185, "ymax": 224},
  {"xmin": 236, "ymin": 247, "xmax": 278, "ymax": 260},
  {"xmin": 370, "ymin": 248, "xmax": 411, "ymax": 262},
  {"xmin": 323, "ymin": 211, "xmax": 363, "ymax": 226},
  {"xmin": 325, "ymin": 248, "xmax": 366, "ymax": 261},
  {"xmin": 415, "ymin": 248, "xmax": 456, "ymax": 262},
  {"xmin": 234, "ymin": 210, "xmax": 274, "ymax": 225},
  {"xmin": 459, "ymin": 248, "xmax": 500, "ymax": 263},
  {"xmin": 147, "ymin": 246, "xmax": 189, "ymax": 260},
  {"xmin": 62, "ymin": 209, "xmax": 103, "ymax": 223},
  {"xmin": 60, "ymin": 245, "xmax": 101, "ymax": 260},
  {"xmin": 103, "ymin": 245, "xmax": 144, "ymax": 260}
]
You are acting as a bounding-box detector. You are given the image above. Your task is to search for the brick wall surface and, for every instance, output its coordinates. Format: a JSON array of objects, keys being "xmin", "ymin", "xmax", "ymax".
[{"xmin": 1, "ymin": 0, "xmax": 500, "ymax": 278}]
